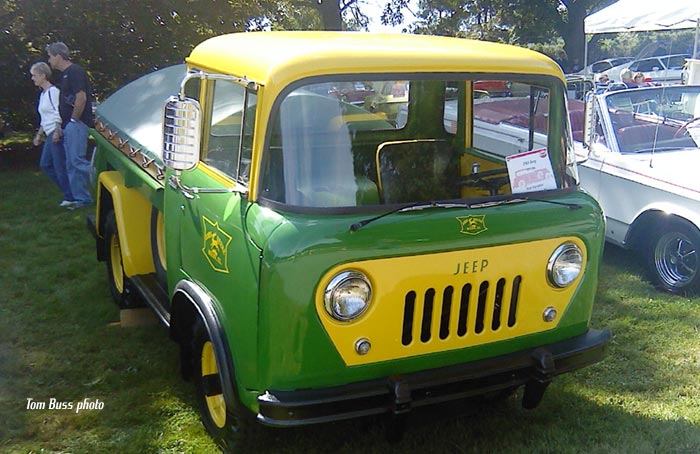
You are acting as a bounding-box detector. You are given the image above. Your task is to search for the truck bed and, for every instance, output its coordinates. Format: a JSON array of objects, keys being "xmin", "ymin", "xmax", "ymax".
[{"xmin": 94, "ymin": 64, "xmax": 186, "ymax": 172}]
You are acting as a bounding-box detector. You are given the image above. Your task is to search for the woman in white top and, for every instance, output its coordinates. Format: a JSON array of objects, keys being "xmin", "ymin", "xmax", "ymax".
[{"xmin": 31, "ymin": 62, "xmax": 74, "ymax": 206}]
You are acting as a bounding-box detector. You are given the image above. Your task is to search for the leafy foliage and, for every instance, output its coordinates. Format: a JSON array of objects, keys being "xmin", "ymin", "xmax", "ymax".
[
  {"xmin": 410, "ymin": 0, "xmax": 608, "ymax": 69},
  {"xmin": 595, "ymin": 29, "xmax": 698, "ymax": 61},
  {"xmin": 0, "ymin": 0, "xmax": 322, "ymax": 131},
  {"xmin": 3, "ymin": 0, "xmax": 691, "ymax": 133}
]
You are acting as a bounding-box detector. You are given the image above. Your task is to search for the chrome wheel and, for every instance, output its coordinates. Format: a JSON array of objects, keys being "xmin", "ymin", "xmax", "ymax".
[{"xmin": 653, "ymin": 229, "xmax": 699, "ymax": 292}]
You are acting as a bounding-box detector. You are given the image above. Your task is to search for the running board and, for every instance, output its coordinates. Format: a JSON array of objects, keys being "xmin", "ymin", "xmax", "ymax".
[{"xmin": 130, "ymin": 274, "xmax": 171, "ymax": 327}]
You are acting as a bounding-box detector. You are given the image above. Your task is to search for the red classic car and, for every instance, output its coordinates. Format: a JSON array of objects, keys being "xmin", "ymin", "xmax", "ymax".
[{"xmin": 474, "ymin": 80, "xmax": 512, "ymax": 97}]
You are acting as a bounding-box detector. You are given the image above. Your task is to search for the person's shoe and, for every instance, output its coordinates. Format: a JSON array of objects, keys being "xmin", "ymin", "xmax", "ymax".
[
  {"xmin": 67, "ymin": 202, "xmax": 91, "ymax": 211},
  {"xmin": 59, "ymin": 200, "xmax": 78, "ymax": 208}
]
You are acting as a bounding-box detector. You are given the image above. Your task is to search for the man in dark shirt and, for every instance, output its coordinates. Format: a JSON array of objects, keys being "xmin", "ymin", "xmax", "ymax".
[{"xmin": 46, "ymin": 42, "xmax": 93, "ymax": 209}]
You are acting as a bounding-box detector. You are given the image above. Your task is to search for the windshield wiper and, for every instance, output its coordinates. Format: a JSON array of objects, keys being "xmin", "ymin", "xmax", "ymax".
[
  {"xmin": 350, "ymin": 201, "xmax": 471, "ymax": 232},
  {"xmin": 350, "ymin": 198, "xmax": 538, "ymax": 232},
  {"xmin": 468, "ymin": 198, "xmax": 527, "ymax": 209},
  {"xmin": 468, "ymin": 197, "xmax": 580, "ymax": 210},
  {"xmin": 349, "ymin": 197, "xmax": 582, "ymax": 232},
  {"xmin": 526, "ymin": 198, "xmax": 582, "ymax": 209}
]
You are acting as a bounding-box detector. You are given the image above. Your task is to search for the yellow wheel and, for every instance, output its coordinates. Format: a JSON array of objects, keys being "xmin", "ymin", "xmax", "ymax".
[
  {"xmin": 109, "ymin": 227, "xmax": 124, "ymax": 294},
  {"xmin": 201, "ymin": 340, "xmax": 226, "ymax": 428},
  {"xmin": 104, "ymin": 211, "xmax": 131, "ymax": 307},
  {"xmin": 191, "ymin": 319, "xmax": 255, "ymax": 450}
]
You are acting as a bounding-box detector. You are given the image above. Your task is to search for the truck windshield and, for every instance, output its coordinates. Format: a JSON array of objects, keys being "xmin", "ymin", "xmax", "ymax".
[{"xmin": 260, "ymin": 77, "xmax": 573, "ymax": 209}]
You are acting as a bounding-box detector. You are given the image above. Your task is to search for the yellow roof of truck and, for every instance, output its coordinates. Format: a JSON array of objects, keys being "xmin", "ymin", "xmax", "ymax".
[{"xmin": 186, "ymin": 31, "xmax": 565, "ymax": 90}]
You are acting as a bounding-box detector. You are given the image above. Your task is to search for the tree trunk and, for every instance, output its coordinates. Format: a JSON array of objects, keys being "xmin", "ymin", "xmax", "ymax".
[
  {"xmin": 561, "ymin": 3, "xmax": 588, "ymax": 73},
  {"xmin": 560, "ymin": 0, "xmax": 614, "ymax": 73},
  {"xmin": 316, "ymin": 0, "xmax": 343, "ymax": 30}
]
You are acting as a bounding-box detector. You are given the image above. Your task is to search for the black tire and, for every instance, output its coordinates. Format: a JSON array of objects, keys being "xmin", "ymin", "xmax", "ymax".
[
  {"xmin": 647, "ymin": 219, "xmax": 700, "ymax": 294},
  {"xmin": 104, "ymin": 211, "xmax": 132, "ymax": 308},
  {"xmin": 150, "ymin": 206, "xmax": 167, "ymax": 289},
  {"xmin": 191, "ymin": 319, "xmax": 256, "ymax": 451}
]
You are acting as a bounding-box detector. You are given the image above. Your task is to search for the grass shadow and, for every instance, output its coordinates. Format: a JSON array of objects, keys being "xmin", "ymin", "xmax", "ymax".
[
  {"xmin": 246, "ymin": 383, "xmax": 700, "ymax": 454},
  {"xmin": 0, "ymin": 139, "xmax": 40, "ymax": 171}
]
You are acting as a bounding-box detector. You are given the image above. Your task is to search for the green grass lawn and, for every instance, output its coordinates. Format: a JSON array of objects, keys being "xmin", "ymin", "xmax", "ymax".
[{"xmin": 1, "ymin": 143, "xmax": 699, "ymax": 453}]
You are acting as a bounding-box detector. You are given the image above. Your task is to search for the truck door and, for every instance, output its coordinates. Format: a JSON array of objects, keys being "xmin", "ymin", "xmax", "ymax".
[{"xmin": 164, "ymin": 77, "xmax": 259, "ymax": 308}]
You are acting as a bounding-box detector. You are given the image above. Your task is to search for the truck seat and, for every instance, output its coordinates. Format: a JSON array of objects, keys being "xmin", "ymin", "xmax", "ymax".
[{"xmin": 376, "ymin": 139, "xmax": 460, "ymax": 204}]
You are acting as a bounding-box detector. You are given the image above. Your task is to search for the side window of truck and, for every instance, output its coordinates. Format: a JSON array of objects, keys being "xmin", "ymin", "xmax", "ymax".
[{"xmin": 204, "ymin": 79, "xmax": 256, "ymax": 183}]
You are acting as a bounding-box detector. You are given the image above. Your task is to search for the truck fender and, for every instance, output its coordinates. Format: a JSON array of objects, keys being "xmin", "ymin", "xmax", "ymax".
[
  {"xmin": 170, "ymin": 279, "xmax": 238, "ymax": 407},
  {"xmin": 97, "ymin": 171, "xmax": 155, "ymax": 277}
]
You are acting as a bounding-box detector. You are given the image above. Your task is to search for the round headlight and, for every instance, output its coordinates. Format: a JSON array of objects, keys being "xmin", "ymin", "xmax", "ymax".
[
  {"xmin": 324, "ymin": 271, "xmax": 372, "ymax": 321},
  {"xmin": 547, "ymin": 243, "xmax": 583, "ymax": 288}
]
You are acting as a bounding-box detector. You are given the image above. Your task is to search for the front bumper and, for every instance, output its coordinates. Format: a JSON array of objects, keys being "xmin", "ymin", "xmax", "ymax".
[{"xmin": 257, "ymin": 328, "xmax": 611, "ymax": 427}]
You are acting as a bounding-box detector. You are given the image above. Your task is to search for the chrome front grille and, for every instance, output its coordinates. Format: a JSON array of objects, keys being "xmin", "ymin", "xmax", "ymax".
[{"xmin": 400, "ymin": 276, "xmax": 522, "ymax": 346}]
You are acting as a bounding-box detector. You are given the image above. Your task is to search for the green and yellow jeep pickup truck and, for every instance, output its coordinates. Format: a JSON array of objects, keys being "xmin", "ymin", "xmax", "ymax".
[{"xmin": 89, "ymin": 31, "xmax": 610, "ymax": 447}]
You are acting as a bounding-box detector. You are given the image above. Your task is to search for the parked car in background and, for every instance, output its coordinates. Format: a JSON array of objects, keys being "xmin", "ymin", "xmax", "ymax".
[
  {"xmin": 579, "ymin": 57, "xmax": 634, "ymax": 77},
  {"xmin": 627, "ymin": 54, "xmax": 690, "ymax": 85},
  {"xmin": 681, "ymin": 58, "xmax": 700, "ymax": 85},
  {"xmin": 576, "ymin": 84, "xmax": 700, "ymax": 293},
  {"xmin": 565, "ymin": 74, "xmax": 594, "ymax": 100},
  {"xmin": 328, "ymin": 81, "xmax": 375, "ymax": 105},
  {"xmin": 473, "ymin": 80, "xmax": 512, "ymax": 97}
]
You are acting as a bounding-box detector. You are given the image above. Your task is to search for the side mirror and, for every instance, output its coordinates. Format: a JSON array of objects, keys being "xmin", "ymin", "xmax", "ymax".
[{"xmin": 163, "ymin": 96, "xmax": 201, "ymax": 172}]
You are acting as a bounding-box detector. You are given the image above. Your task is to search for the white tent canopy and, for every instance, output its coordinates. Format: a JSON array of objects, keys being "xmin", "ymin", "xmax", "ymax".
[
  {"xmin": 585, "ymin": 0, "xmax": 699, "ymax": 35},
  {"xmin": 584, "ymin": 0, "xmax": 700, "ymax": 69}
]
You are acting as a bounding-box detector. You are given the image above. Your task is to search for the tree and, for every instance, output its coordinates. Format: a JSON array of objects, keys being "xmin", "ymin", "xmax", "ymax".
[
  {"xmin": 0, "ymin": 0, "xmax": 298, "ymax": 130},
  {"xmin": 1, "ymin": 0, "xmax": 382, "ymax": 133},
  {"xmin": 409, "ymin": 0, "xmax": 548, "ymax": 39},
  {"xmin": 410, "ymin": 0, "xmax": 614, "ymax": 71},
  {"xmin": 0, "ymin": 0, "xmax": 620, "ymax": 132},
  {"xmin": 555, "ymin": 0, "xmax": 615, "ymax": 71},
  {"xmin": 298, "ymin": 0, "xmax": 366, "ymax": 31},
  {"xmin": 0, "ymin": 1, "xmax": 38, "ymax": 130}
]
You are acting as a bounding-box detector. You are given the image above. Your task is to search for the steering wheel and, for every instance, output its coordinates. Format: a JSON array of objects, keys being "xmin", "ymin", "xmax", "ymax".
[
  {"xmin": 458, "ymin": 168, "xmax": 510, "ymax": 196},
  {"xmin": 673, "ymin": 117, "xmax": 700, "ymax": 139}
]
